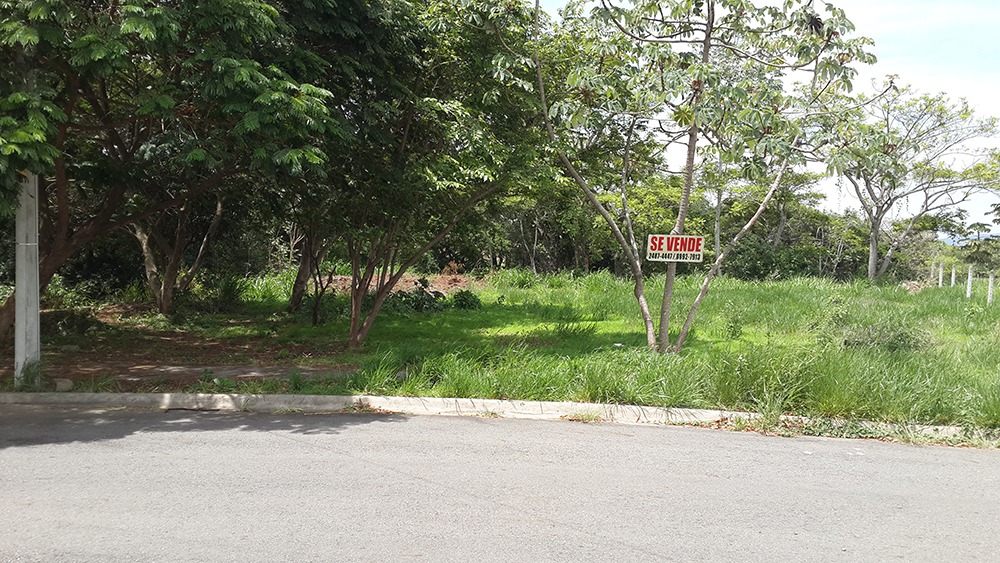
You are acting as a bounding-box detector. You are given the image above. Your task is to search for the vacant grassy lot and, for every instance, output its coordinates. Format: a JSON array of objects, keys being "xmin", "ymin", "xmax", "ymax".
[{"xmin": 7, "ymin": 269, "xmax": 1000, "ymax": 430}]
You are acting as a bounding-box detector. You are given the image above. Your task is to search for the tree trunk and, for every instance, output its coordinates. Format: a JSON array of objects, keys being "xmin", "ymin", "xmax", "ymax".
[
  {"xmin": 131, "ymin": 197, "xmax": 222, "ymax": 316},
  {"xmin": 0, "ymin": 296, "xmax": 15, "ymax": 350},
  {"xmin": 348, "ymin": 287, "xmax": 365, "ymax": 348},
  {"xmin": 714, "ymin": 188, "xmax": 723, "ymax": 257},
  {"xmin": 345, "ymin": 184, "xmax": 498, "ymax": 350},
  {"xmin": 289, "ymin": 233, "xmax": 328, "ymax": 313},
  {"xmin": 311, "ymin": 270, "xmax": 331, "ymax": 328},
  {"xmin": 875, "ymin": 213, "xmax": 920, "ymax": 279},
  {"xmin": 659, "ymin": 1, "xmax": 713, "ymax": 352},
  {"xmin": 659, "ymin": 120, "xmax": 702, "ymax": 352},
  {"xmin": 867, "ymin": 220, "xmax": 881, "ymax": 279},
  {"xmin": 158, "ymin": 284, "xmax": 175, "ymax": 316},
  {"xmin": 0, "ymin": 241, "xmax": 80, "ymax": 344},
  {"xmin": 531, "ymin": 5, "xmax": 657, "ymax": 350},
  {"xmin": 658, "ymin": 262, "xmax": 678, "ymax": 349},
  {"xmin": 672, "ymin": 156, "xmax": 793, "ymax": 352},
  {"xmin": 351, "ymin": 283, "xmax": 395, "ymax": 349},
  {"xmin": 772, "ymin": 202, "xmax": 787, "ymax": 245},
  {"xmin": 519, "ymin": 218, "xmax": 537, "ymax": 274},
  {"xmin": 134, "ymin": 224, "xmax": 165, "ymax": 310},
  {"xmin": 133, "ymin": 222, "xmax": 181, "ymax": 315},
  {"xmin": 289, "ymin": 246, "xmax": 312, "ymax": 312}
]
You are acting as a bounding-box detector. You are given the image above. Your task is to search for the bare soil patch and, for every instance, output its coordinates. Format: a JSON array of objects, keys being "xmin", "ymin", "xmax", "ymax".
[
  {"xmin": 325, "ymin": 273, "xmax": 471, "ymax": 294},
  {"xmin": 2, "ymin": 274, "xmax": 476, "ymax": 391}
]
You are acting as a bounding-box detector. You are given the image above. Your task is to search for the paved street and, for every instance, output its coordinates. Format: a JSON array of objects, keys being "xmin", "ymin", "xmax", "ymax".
[{"xmin": 2, "ymin": 404, "xmax": 999, "ymax": 562}]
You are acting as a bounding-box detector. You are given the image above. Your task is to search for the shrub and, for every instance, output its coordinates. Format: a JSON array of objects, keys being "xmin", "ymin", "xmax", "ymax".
[
  {"xmin": 810, "ymin": 295, "xmax": 930, "ymax": 352},
  {"xmin": 42, "ymin": 274, "xmax": 95, "ymax": 308},
  {"xmin": 722, "ymin": 300, "xmax": 745, "ymax": 339},
  {"xmin": 213, "ymin": 276, "xmax": 248, "ymax": 312},
  {"xmin": 379, "ymin": 278, "xmax": 446, "ymax": 314},
  {"xmin": 115, "ymin": 281, "xmax": 152, "ymax": 303},
  {"xmin": 451, "ymin": 290, "xmax": 482, "ymax": 310}
]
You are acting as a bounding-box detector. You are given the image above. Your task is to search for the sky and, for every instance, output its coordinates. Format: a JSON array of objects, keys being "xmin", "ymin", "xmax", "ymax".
[{"xmin": 536, "ymin": 0, "xmax": 1000, "ymax": 231}]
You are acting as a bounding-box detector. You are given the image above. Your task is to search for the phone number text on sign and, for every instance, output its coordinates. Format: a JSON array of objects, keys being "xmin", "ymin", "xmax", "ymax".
[{"xmin": 646, "ymin": 234, "xmax": 704, "ymax": 263}]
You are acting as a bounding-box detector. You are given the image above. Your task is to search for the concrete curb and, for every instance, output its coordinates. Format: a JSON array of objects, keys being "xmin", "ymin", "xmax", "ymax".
[
  {"xmin": 0, "ymin": 392, "xmax": 748, "ymax": 425},
  {"xmin": 0, "ymin": 392, "xmax": 967, "ymax": 440}
]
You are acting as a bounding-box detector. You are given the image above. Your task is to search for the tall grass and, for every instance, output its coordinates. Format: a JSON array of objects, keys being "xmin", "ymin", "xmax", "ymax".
[
  {"xmin": 45, "ymin": 265, "xmax": 1000, "ymax": 429},
  {"xmin": 342, "ymin": 270, "xmax": 1000, "ymax": 429},
  {"xmin": 348, "ymin": 345, "xmax": 708, "ymax": 407},
  {"xmin": 242, "ymin": 268, "xmax": 298, "ymax": 304}
]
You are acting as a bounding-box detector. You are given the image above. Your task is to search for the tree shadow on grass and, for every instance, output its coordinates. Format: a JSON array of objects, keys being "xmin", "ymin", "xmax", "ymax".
[
  {"xmin": 363, "ymin": 300, "xmax": 707, "ymax": 359},
  {"xmin": 0, "ymin": 404, "xmax": 407, "ymax": 450}
]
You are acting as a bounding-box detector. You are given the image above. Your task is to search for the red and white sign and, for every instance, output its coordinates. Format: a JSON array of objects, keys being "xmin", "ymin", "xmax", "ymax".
[{"xmin": 646, "ymin": 234, "xmax": 704, "ymax": 263}]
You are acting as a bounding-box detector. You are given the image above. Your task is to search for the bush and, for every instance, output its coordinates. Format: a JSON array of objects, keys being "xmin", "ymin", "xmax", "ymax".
[
  {"xmin": 207, "ymin": 276, "xmax": 248, "ymax": 312},
  {"xmin": 722, "ymin": 300, "xmax": 745, "ymax": 339},
  {"xmin": 115, "ymin": 281, "xmax": 153, "ymax": 304},
  {"xmin": 808, "ymin": 294, "xmax": 930, "ymax": 352},
  {"xmin": 451, "ymin": 290, "xmax": 482, "ymax": 310},
  {"xmin": 42, "ymin": 275, "xmax": 95, "ymax": 308},
  {"xmin": 378, "ymin": 278, "xmax": 446, "ymax": 314}
]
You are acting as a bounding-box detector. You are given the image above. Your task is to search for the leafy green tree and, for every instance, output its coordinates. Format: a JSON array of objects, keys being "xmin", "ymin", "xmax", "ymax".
[
  {"xmin": 487, "ymin": 175, "xmax": 597, "ymax": 273},
  {"xmin": 278, "ymin": 0, "xmax": 421, "ymax": 313},
  {"xmin": 824, "ymin": 85, "xmax": 1000, "ymax": 278},
  {"xmin": 285, "ymin": 0, "xmax": 548, "ymax": 348},
  {"xmin": 962, "ymin": 221, "xmax": 1000, "ymax": 273},
  {"xmin": 530, "ymin": 0, "xmax": 698, "ymax": 348},
  {"xmin": 534, "ymin": 0, "xmax": 873, "ymax": 352},
  {"xmin": 130, "ymin": 192, "xmax": 224, "ymax": 314},
  {"xmin": 0, "ymin": 0, "xmax": 331, "ymax": 338},
  {"xmin": 716, "ymin": 171, "xmax": 838, "ymax": 279}
]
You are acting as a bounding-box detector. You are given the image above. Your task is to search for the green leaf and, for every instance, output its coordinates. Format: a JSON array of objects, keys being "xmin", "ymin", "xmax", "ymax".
[{"xmin": 185, "ymin": 148, "xmax": 208, "ymax": 163}]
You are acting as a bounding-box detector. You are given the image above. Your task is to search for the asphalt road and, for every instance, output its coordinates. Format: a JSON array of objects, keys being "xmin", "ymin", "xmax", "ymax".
[{"xmin": 2, "ymin": 405, "xmax": 999, "ymax": 562}]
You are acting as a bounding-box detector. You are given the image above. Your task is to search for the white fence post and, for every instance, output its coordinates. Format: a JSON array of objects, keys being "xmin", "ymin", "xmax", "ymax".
[
  {"xmin": 951, "ymin": 265, "xmax": 956, "ymax": 287},
  {"xmin": 966, "ymin": 265, "xmax": 974, "ymax": 299},
  {"xmin": 939, "ymin": 263, "xmax": 944, "ymax": 287},
  {"xmin": 989, "ymin": 272, "xmax": 995, "ymax": 306}
]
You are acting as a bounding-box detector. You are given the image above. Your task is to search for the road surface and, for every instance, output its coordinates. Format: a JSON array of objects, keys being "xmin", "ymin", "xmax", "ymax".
[{"xmin": 2, "ymin": 405, "xmax": 999, "ymax": 561}]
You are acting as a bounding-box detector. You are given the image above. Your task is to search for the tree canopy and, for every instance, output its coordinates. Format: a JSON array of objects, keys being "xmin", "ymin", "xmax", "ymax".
[{"xmin": 1, "ymin": 0, "xmax": 998, "ymax": 349}]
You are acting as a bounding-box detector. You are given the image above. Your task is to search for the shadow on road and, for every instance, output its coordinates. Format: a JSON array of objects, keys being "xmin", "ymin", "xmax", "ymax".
[{"xmin": 0, "ymin": 405, "xmax": 407, "ymax": 450}]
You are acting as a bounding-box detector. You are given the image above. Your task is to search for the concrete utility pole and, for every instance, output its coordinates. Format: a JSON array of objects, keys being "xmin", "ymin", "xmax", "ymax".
[
  {"xmin": 15, "ymin": 171, "xmax": 41, "ymax": 387},
  {"xmin": 14, "ymin": 46, "xmax": 41, "ymax": 388}
]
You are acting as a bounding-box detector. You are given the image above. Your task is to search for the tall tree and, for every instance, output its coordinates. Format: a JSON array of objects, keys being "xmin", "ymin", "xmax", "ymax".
[
  {"xmin": 0, "ymin": 0, "xmax": 331, "ymax": 340},
  {"xmin": 824, "ymin": 85, "xmax": 1000, "ymax": 278},
  {"xmin": 279, "ymin": 0, "xmax": 413, "ymax": 313},
  {"xmin": 534, "ymin": 0, "xmax": 873, "ymax": 352},
  {"xmin": 288, "ymin": 0, "xmax": 548, "ymax": 348}
]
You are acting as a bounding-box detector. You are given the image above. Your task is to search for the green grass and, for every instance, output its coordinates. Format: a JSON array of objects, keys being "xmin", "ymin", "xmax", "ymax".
[
  {"xmin": 16, "ymin": 268, "xmax": 1000, "ymax": 431},
  {"xmin": 338, "ymin": 271, "xmax": 1000, "ymax": 429}
]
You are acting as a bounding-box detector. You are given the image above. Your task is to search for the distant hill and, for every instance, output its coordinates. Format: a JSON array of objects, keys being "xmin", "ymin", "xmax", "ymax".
[{"xmin": 939, "ymin": 233, "xmax": 1000, "ymax": 246}]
